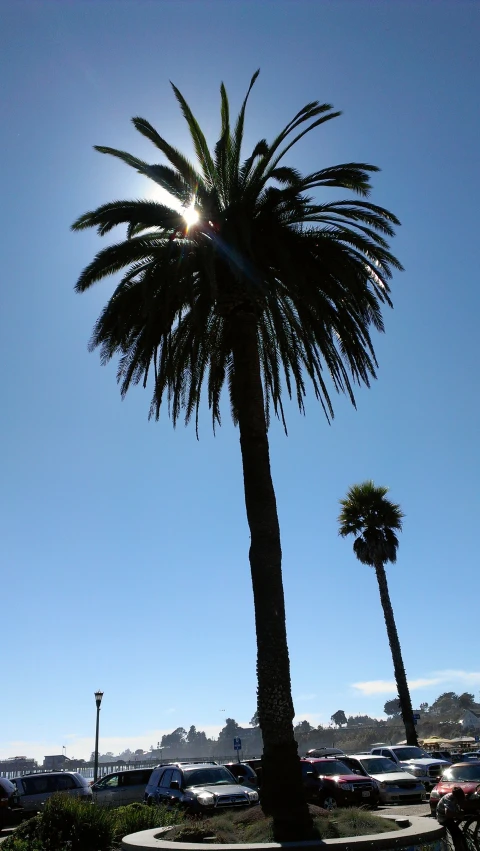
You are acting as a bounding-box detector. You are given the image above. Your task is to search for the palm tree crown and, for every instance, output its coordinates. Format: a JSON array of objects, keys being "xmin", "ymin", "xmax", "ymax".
[
  {"xmin": 338, "ymin": 480, "xmax": 404, "ymax": 567},
  {"xmin": 72, "ymin": 71, "xmax": 402, "ymax": 432}
]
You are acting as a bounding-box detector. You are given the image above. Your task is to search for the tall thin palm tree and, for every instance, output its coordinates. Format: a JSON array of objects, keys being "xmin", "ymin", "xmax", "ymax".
[
  {"xmin": 72, "ymin": 72, "xmax": 402, "ymax": 838},
  {"xmin": 338, "ymin": 481, "xmax": 418, "ymax": 746}
]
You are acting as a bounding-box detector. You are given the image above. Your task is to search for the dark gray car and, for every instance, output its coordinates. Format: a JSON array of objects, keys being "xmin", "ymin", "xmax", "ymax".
[
  {"xmin": 0, "ymin": 777, "xmax": 19, "ymax": 828},
  {"xmin": 91, "ymin": 768, "xmax": 153, "ymax": 807},
  {"xmin": 13, "ymin": 772, "xmax": 92, "ymax": 813},
  {"xmin": 145, "ymin": 763, "xmax": 259, "ymax": 812}
]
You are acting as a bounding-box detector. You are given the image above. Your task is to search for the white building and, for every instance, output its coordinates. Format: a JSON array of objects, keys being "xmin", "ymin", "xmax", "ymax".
[{"xmin": 461, "ymin": 709, "xmax": 480, "ymax": 730}]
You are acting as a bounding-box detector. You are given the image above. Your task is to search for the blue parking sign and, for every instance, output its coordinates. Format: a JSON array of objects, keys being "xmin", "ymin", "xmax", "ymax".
[{"xmin": 233, "ymin": 736, "xmax": 241, "ymax": 750}]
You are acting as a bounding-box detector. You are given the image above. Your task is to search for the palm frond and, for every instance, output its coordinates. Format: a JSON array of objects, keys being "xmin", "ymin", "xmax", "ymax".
[
  {"xmin": 93, "ymin": 146, "xmax": 148, "ymax": 172},
  {"xmin": 170, "ymin": 83, "xmax": 217, "ymax": 188},
  {"xmin": 71, "ymin": 200, "xmax": 183, "ymax": 237},
  {"xmin": 231, "ymin": 69, "xmax": 260, "ymax": 183},
  {"xmin": 132, "ymin": 116, "xmax": 203, "ymax": 194}
]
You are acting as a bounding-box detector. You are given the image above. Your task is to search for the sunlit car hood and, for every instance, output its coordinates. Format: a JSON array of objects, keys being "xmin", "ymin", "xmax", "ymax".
[
  {"xmin": 187, "ymin": 783, "xmax": 251, "ymax": 796},
  {"xmin": 318, "ymin": 773, "xmax": 371, "ymax": 783},
  {"xmin": 401, "ymin": 758, "xmax": 448, "ymax": 767},
  {"xmin": 369, "ymin": 771, "xmax": 422, "ymax": 783}
]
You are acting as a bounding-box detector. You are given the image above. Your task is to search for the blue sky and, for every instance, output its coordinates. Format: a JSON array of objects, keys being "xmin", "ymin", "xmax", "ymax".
[{"xmin": 1, "ymin": 0, "xmax": 479, "ymax": 763}]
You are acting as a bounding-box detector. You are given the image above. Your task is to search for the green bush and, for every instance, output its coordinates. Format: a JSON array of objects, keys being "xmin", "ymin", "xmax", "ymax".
[
  {"xmin": 110, "ymin": 802, "xmax": 183, "ymax": 842},
  {"xmin": 1, "ymin": 814, "xmax": 43, "ymax": 851},
  {"xmin": 2, "ymin": 795, "xmax": 184, "ymax": 851},
  {"xmin": 39, "ymin": 794, "xmax": 113, "ymax": 850}
]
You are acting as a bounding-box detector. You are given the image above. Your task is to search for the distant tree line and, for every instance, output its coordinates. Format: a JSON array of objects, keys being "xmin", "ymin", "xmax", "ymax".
[{"xmin": 90, "ymin": 691, "xmax": 479, "ymax": 764}]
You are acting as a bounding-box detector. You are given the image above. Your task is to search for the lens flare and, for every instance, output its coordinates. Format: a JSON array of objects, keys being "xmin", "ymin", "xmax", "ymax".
[{"xmin": 183, "ymin": 204, "xmax": 199, "ymax": 227}]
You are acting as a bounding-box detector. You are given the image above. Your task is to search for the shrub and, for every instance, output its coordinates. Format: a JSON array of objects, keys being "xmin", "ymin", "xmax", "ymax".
[
  {"xmin": 1, "ymin": 814, "xmax": 43, "ymax": 851},
  {"xmin": 2, "ymin": 797, "xmax": 184, "ymax": 851},
  {"xmin": 110, "ymin": 802, "xmax": 184, "ymax": 842},
  {"xmin": 38, "ymin": 794, "xmax": 113, "ymax": 850}
]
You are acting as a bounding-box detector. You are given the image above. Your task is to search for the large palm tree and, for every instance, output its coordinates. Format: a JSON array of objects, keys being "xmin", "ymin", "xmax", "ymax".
[
  {"xmin": 72, "ymin": 72, "xmax": 402, "ymax": 838},
  {"xmin": 338, "ymin": 481, "xmax": 418, "ymax": 747}
]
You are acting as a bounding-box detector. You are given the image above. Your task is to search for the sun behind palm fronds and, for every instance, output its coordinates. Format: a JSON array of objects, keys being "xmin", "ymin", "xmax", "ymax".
[{"xmin": 72, "ymin": 70, "xmax": 402, "ymax": 435}]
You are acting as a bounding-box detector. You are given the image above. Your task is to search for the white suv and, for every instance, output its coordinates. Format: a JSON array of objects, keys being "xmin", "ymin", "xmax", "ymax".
[{"xmin": 370, "ymin": 745, "xmax": 450, "ymax": 790}]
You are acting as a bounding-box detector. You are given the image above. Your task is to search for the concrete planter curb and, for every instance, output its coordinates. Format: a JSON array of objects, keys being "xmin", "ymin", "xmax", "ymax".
[{"xmin": 122, "ymin": 815, "xmax": 446, "ymax": 851}]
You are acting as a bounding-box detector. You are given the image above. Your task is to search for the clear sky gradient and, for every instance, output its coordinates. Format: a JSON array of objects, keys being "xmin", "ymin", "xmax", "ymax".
[{"xmin": 1, "ymin": 0, "xmax": 479, "ymax": 763}]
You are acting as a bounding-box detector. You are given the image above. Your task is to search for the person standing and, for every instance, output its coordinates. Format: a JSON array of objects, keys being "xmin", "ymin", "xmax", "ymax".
[{"xmin": 436, "ymin": 787, "xmax": 468, "ymax": 851}]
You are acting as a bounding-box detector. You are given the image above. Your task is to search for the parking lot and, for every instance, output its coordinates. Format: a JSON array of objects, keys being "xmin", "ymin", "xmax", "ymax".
[{"xmin": 379, "ymin": 800, "xmax": 431, "ymax": 819}]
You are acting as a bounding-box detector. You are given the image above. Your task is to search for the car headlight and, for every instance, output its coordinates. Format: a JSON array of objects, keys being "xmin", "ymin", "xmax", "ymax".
[
  {"xmin": 377, "ymin": 781, "xmax": 387, "ymax": 789},
  {"xmin": 196, "ymin": 792, "xmax": 215, "ymax": 807},
  {"xmin": 409, "ymin": 768, "xmax": 425, "ymax": 777},
  {"xmin": 340, "ymin": 783, "xmax": 354, "ymax": 792},
  {"xmin": 247, "ymin": 791, "xmax": 259, "ymax": 802}
]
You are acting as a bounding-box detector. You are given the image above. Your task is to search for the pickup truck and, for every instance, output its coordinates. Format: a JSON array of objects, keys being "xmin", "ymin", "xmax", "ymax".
[{"xmin": 370, "ymin": 745, "xmax": 450, "ymax": 790}]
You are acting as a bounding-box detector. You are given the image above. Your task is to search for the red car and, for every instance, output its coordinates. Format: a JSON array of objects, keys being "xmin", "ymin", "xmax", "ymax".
[
  {"xmin": 300, "ymin": 758, "xmax": 380, "ymax": 810},
  {"xmin": 429, "ymin": 762, "xmax": 480, "ymax": 816}
]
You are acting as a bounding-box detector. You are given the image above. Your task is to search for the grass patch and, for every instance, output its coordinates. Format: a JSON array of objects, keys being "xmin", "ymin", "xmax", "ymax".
[
  {"xmin": 167, "ymin": 805, "xmax": 400, "ymax": 843},
  {"xmin": 321, "ymin": 808, "xmax": 400, "ymax": 840}
]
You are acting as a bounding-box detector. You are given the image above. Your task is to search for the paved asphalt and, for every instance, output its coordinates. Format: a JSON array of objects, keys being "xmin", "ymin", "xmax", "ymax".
[{"xmin": 379, "ymin": 800, "xmax": 432, "ymax": 818}]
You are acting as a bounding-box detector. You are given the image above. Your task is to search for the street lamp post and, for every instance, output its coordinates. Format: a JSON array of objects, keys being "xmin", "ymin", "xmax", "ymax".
[{"xmin": 93, "ymin": 690, "xmax": 104, "ymax": 783}]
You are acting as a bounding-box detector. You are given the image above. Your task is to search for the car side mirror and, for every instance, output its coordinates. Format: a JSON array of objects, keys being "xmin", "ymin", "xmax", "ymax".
[
  {"xmin": 236, "ymin": 776, "xmax": 244, "ymax": 784},
  {"xmin": 170, "ymin": 781, "xmax": 180, "ymax": 790}
]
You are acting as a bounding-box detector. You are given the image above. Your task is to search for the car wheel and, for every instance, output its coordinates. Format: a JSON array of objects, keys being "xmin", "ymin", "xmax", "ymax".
[{"xmin": 319, "ymin": 794, "xmax": 338, "ymax": 811}]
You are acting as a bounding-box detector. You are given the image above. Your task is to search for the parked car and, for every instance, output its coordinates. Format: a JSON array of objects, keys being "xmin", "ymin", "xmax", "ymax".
[
  {"xmin": 144, "ymin": 762, "xmax": 259, "ymax": 813},
  {"xmin": 300, "ymin": 758, "xmax": 380, "ymax": 810},
  {"xmin": 0, "ymin": 777, "xmax": 21, "ymax": 829},
  {"xmin": 91, "ymin": 768, "xmax": 153, "ymax": 807},
  {"xmin": 244, "ymin": 759, "xmax": 263, "ymax": 786},
  {"xmin": 306, "ymin": 748, "xmax": 346, "ymax": 758},
  {"xmin": 427, "ymin": 751, "xmax": 452, "ymax": 763},
  {"xmin": 429, "ymin": 762, "xmax": 480, "ymax": 816},
  {"xmin": 222, "ymin": 763, "xmax": 259, "ymax": 789},
  {"xmin": 339, "ymin": 754, "xmax": 426, "ymax": 804},
  {"xmin": 12, "ymin": 772, "xmax": 92, "ymax": 813},
  {"xmin": 370, "ymin": 745, "xmax": 450, "ymax": 790},
  {"xmin": 461, "ymin": 752, "xmax": 480, "ymax": 762}
]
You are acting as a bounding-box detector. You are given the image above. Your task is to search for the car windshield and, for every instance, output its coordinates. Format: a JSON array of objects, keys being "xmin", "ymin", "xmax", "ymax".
[
  {"xmin": 393, "ymin": 747, "xmax": 428, "ymax": 760},
  {"xmin": 360, "ymin": 758, "xmax": 402, "ymax": 774},
  {"xmin": 184, "ymin": 767, "xmax": 236, "ymax": 787},
  {"xmin": 315, "ymin": 761, "xmax": 351, "ymax": 776},
  {"xmin": 441, "ymin": 765, "xmax": 480, "ymax": 782}
]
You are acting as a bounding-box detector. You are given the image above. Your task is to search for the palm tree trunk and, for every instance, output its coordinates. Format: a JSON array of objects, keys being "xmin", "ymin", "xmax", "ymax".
[
  {"xmin": 374, "ymin": 561, "xmax": 419, "ymax": 746},
  {"xmin": 230, "ymin": 308, "xmax": 313, "ymax": 841}
]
